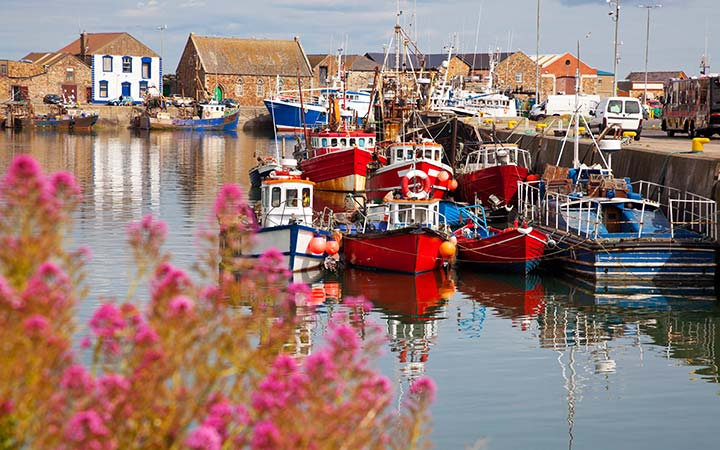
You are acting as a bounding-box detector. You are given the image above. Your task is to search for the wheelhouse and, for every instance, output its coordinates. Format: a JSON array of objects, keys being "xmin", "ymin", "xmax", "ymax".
[{"xmin": 260, "ymin": 178, "xmax": 315, "ymax": 227}]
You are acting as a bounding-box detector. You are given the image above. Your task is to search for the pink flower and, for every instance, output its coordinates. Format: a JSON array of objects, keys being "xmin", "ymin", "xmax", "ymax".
[
  {"xmin": 22, "ymin": 261, "xmax": 72, "ymax": 311},
  {"xmin": 409, "ymin": 377, "xmax": 436, "ymax": 403},
  {"xmin": 127, "ymin": 214, "xmax": 167, "ymax": 254},
  {"xmin": 214, "ymin": 184, "xmax": 245, "ymax": 217},
  {"xmin": 48, "ymin": 171, "xmax": 82, "ymax": 212},
  {"xmin": 89, "ymin": 304, "xmax": 126, "ymax": 338},
  {"xmin": 23, "ymin": 314, "xmax": 49, "ymax": 335},
  {"xmin": 0, "ymin": 276, "xmax": 19, "ymax": 308},
  {"xmin": 343, "ymin": 295, "xmax": 373, "ymax": 312},
  {"xmin": 185, "ymin": 425, "xmax": 222, "ymax": 450},
  {"xmin": 0, "ymin": 400, "xmax": 13, "ymax": 416},
  {"xmin": 151, "ymin": 263, "xmax": 191, "ymax": 301},
  {"xmin": 97, "ymin": 373, "xmax": 130, "ymax": 395},
  {"xmin": 65, "ymin": 409, "xmax": 109, "ymax": 441},
  {"xmin": 60, "ymin": 364, "xmax": 95, "ymax": 392},
  {"xmin": 251, "ymin": 420, "xmax": 281, "ymax": 450},
  {"xmin": 134, "ymin": 322, "xmax": 159, "ymax": 345},
  {"xmin": 169, "ymin": 295, "xmax": 194, "ymax": 316}
]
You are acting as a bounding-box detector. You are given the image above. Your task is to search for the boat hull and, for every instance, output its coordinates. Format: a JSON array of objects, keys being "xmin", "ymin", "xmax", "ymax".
[
  {"xmin": 247, "ymin": 224, "xmax": 330, "ymax": 272},
  {"xmin": 300, "ymin": 147, "xmax": 377, "ymax": 192},
  {"xmin": 136, "ymin": 110, "xmax": 240, "ymax": 131},
  {"xmin": 264, "ymin": 99, "xmax": 326, "ymax": 132},
  {"xmin": 457, "ymin": 165, "xmax": 528, "ymax": 206},
  {"xmin": 541, "ymin": 228, "xmax": 718, "ymax": 283},
  {"xmin": 343, "ymin": 227, "xmax": 448, "ymax": 274},
  {"xmin": 456, "ymin": 227, "xmax": 547, "ymax": 274}
]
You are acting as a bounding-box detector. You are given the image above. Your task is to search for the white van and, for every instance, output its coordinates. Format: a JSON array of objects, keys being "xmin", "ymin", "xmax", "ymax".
[
  {"xmin": 589, "ymin": 97, "xmax": 643, "ymax": 140},
  {"xmin": 529, "ymin": 94, "xmax": 599, "ymax": 120}
]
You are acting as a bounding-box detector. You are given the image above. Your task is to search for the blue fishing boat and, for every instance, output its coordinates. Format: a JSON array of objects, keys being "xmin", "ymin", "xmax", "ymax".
[
  {"xmin": 518, "ymin": 127, "xmax": 719, "ymax": 285},
  {"xmin": 264, "ymin": 89, "xmax": 371, "ymax": 132},
  {"xmin": 132, "ymin": 102, "xmax": 239, "ymax": 131}
]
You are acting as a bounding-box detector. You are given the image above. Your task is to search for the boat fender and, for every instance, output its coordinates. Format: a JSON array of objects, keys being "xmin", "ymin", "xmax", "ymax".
[
  {"xmin": 547, "ymin": 238, "xmax": 557, "ymax": 248},
  {"xmin": 401, "ymin": 170, "xmax": 432, "ymax": 199},
  {"xmin": 517, "ymin": 226, "xmax": 532, "ymax": 235}
]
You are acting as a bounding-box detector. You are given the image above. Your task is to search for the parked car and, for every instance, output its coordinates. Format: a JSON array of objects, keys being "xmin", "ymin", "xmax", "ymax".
[
  {"xmin": 43, "ymin": 94, "xmax": 64, "ymax": 105},
  {"xmin": 169, "ymin": 94, "xmax": 194, "ymax": 107},
  {"xmin": 222, "ymin": 98, "xmax": 239, "ymax": 108},
  {"xmin": 107, "ymin": 95, "xmax": 135, "ymax": 106}
]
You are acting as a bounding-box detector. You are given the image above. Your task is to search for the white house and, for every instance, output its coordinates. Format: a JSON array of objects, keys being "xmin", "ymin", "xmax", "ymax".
[{"xmin": 58, "ymin": 32, "xmax": 161, "ymax": 104}]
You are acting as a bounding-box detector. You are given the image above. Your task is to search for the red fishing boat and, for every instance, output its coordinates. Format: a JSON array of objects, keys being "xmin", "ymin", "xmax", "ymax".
[
  {"xmin": 342, "ymin": 198, "xmax": 456, "ymax": 274},
  {"xmin": 455, "ymin": 143, "xmax": 532, "ymax": 207},
  {"xmin": 451, "ymin": 204, "xmax": 547, "ymax": 274},
  {"xmin": 364, "ymin": 140, "xmax": 457, "ymax": 202}
]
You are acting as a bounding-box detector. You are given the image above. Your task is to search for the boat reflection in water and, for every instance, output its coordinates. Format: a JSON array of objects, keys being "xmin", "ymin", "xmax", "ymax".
[
  {"xmin": 342, "ymin": 268, "xmax": 455, "ymax": 380},
  {"xmin": 455, "ymin": 270, "xmax": 546, "ymax": 331}
]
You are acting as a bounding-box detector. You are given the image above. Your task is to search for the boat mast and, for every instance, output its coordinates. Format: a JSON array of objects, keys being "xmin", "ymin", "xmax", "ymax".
[{"xmin": 573, "ymin": 39, "xmax": 580, "ymax": 169}]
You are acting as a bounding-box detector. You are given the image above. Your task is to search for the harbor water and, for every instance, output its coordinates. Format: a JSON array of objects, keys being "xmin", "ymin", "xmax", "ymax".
[{"xmin": 1, "ymin": 129, "xmax": 719, "ymax": 449}]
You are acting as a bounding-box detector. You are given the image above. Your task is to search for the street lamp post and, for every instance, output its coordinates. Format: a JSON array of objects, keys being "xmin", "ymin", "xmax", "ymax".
[
  {"xmin": 608, "ymin": 0, "xmax": 620, "ymax": 96},
  {"xmin": 536, "ymin": 0, "xmax": 541, "ymax": 103},
  {"xmin": 639, "ymin": 4, "xmax": 662, "ymax": 103}
]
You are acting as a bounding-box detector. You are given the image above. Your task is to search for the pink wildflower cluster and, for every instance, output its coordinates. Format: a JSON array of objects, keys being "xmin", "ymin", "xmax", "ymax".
[{"xmin": 0, "ymin": 156, "xmax": 435, "ymax": 449}]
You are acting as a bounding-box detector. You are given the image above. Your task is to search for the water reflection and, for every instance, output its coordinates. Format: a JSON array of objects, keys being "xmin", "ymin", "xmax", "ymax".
[{"xmin": 342, "ymin": 268, "xmax": 455, "ymax": 380}]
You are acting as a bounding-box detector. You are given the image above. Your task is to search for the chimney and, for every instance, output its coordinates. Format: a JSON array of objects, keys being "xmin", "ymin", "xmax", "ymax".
[{"xmin": 80, "ymin": 32, "xmax": 87, "ymax": 61}]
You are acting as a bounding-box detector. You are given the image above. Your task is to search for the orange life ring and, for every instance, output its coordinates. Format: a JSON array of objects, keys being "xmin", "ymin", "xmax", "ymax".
[
  {"xmin": 401, "ymin": 169, "xmax": 432, "ymax": 199},
  {"xmin": 204, "ymin": 110, "xmax": 210, "ymax": 118}
]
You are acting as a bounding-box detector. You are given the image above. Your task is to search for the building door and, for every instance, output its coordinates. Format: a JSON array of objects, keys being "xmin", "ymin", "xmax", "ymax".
[
  {"xmin": 62, "ymin": 85, "xmax": 77, "ymax": 104},
  {"xmin": 214, "ymin": 86, "xmax": 223, "ymax": 101},
  {"xmin": 121, "ymin": 82, "xmax": 131, "ymax": 97},
  {"xmin": 11, "ymin": 86, "xmax": 28, "ymax": 101},
  {"xmin": 86, "ymin": 87, "xmax": 92, "ymax": 103}
]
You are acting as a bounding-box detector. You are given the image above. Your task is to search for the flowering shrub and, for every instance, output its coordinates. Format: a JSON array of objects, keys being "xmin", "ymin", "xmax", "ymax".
[{"xmin": 0, "ymin": 156, "xmax": 434, "ymax": 449}]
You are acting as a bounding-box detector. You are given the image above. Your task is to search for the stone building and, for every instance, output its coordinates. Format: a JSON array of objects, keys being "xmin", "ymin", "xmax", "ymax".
[
  {"xmin": 175, "ymin": 34, "xmax": 313, "ymax": 106},
  {"xmin": 0, "ymin": 59, "xmax": 45, "ymax": 102},
  {"xmin": 365, "ymin": 52, "xmax": 469, "ymax": 83},
  {"xmin": 458, "ymin": 52, "xmax": 513, "ymax": 84},
  {"xmin": 494, "ymin": 51, "xmax": 540, "ymax": 95},
  {"xmin": 596, "ymin": 70, "xmax": 615, "ymax": 98},
  {"xmin": 619, "ymin": 71, "xmax": 687, "ymax": 101},
  {"xmin": 58, "ymin": 32, "xmax": 161, "ymax": 104},
  {"xmin": 307, "ymin": 54, "xmax": 380, "ymax": 91},
  {"xmin": 21, "ymin": 52, "xmax": 92, "ymax": 103}
]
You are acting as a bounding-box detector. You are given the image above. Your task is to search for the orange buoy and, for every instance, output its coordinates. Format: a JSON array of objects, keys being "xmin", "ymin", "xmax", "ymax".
[
  {"xmin": 437, "ymin": 170, "xmax": 450, "ymax": 182},
  {"xmin": 447, "ymin": 179, "xmax": 458, "ymax": 191},
  {"xmin": 439, "ymin": 240, "xmax": 456, "ymax": 259},
  {"xmin": 325, "ymin": 238, "xmax": 340, "ymax": 256},
  {"xmin": 308, "ymin": 234, "xmax": 326, "ymax": 254},
  {"xmin": 526, "ymin": 174, "xmax": 541, "ymax": 182}
]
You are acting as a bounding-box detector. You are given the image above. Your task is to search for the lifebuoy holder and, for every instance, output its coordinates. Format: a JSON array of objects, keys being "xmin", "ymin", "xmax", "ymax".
[{"xmin": 401, "ymin": 169, "xmax": 432, "ymax": 199}]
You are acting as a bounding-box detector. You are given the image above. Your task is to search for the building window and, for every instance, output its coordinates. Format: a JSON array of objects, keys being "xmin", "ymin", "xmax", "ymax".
[
  {"xmin": 122, "ymin": 56, "xmax": 132, "ymax": 73},
  {"xmin": 102, "ymin": 55, "xmax": 112, "ymax": 72},
  {"xmin": 235, "ymin": 78, "xmax": 243, "ymax": 97},
  {"xmin": 515, "ymin": 72, "xmax": 523, "ymax": 83},
  {"xmin": 99, "ymin": 81, "xmax": 108, "ymax": 98},
  {"xmin": 0, "ymin": 64, "xmax": 7, "ymax": 75},
  {"xmin": 66, "ymin": 68, "xmax": 75, "ymax": 81},
  {"xmin": 141, "ymin": 57, "xmax": 151, "ymax": 79},
  {"xmin": 256, "ymin": 78, "xmax": 264, "ymax": 97},
  {"xmin": 319, "ymin": 66, "xmax": 328, "ymax": 85},
  {"xmin": 139, "ymin": 81, "xmax": 148, "ymax": 97}
]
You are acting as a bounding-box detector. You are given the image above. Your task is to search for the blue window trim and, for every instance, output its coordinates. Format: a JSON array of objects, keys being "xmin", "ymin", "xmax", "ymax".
[
  {"xmin": 122, "ymin": 56, "xmax": 132, "ymax": 74},
  {"xmin": 141, "ymin": 57, "xmax": 152, "ymax": 80},
  {"xmin": 102, "ymin": 55, "xmax": 113, "ymax": 72},
  {"xmin": 139, "ymin": 80, "xmax": 148, "ymax": 96},
  {"xmin": 99, "ymin": 80, "xmax": 109, "ymax": 98}
]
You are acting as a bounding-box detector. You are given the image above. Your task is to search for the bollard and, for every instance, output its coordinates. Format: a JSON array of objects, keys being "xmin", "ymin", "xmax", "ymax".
[
  {"xmin": 484, "ymin": 118, "xmax": 494, "ymax": 125},
  {"xmin": 692, "ymin": 137, "xmax": 710, "ymax": 152},
  {"xmin": 623, "ymin": 131, "xmax": 636, "ymax": 139},
  {"xmin": 578, "ymin": 127, "xmax": 585, "ymax": 135},
  {"xmin": 536, "ymin": 123, "xmax": 547, "ymax": 134},
  {"xmin": 508, "ymin": 120, "xmax": 517, "ymax": 129}
]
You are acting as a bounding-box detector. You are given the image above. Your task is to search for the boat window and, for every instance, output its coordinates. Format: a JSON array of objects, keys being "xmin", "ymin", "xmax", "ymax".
[
  {"xmin": 350, "ymin": 138, "xmax": 356, "ymax": 146},
  {"xmin": 271, "ymin": 187, "xmax": 281, "ymax": 207},
  {"xmin": 414, "ymin": 208, "xmax": 428, "ymax": 225},
  {"xmin": 287, "ymin": 189, "xmax": 299, "ymax": 207},
  {"xmin": 321, "ymin": 138, "xmax": 327, "ymax": 147},
  {"xmin": 331, "ymin": 138, "xmax": 337, "ymax": 146},
  {"xmin": 434, "ymin": 150, "xmax": 440, "ymax": 160},
  {"xmin": 396, "ymin": 148, "xmax": 403, "ymax": 160},
  {"xmin": 368, "ymin": 138, "xmax": 374, "ymax": 146},
  {"xmin": 302, "ymin": 188, "xmax": 311, "ymax": 207},
  {"xmin": 358, "ymin": 138, "xmax": 365, "ymax": 147},
  {"xmin": 262, "ymin": 187, "xmax": 269, "ymax": 208},
  {"xmin": 425, "ymin": 149, "xmax": 432, "ymax": 159}
]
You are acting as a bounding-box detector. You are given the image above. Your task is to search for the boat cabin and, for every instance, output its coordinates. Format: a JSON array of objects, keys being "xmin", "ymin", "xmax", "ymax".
[
  {"xmin": 260, "ymin": 177, "xmax": 315, "ymax": 227},
  {"xmin": 385, "ymin": 141, "xmax": 444, "ymax": 165},
  {"xmin": 198, "ymin": 102, "xmax": 226, "ymax": 120},
  {"xmin": 363, "ymin": 199, "xmax": 445, "ymax": 232},
  {"xmin": 308, "ymin": 130, "xmax": 376, "ymax": 158},
  {"xmin": 460, "ymin": 144, "xmax": 531, "ymax": 172}
]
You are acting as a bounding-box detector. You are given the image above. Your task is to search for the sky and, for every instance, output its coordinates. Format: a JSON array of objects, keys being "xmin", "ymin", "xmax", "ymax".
[{"xmin": 1, "ymin": 0, "xmax": 716, "ymax": 78}]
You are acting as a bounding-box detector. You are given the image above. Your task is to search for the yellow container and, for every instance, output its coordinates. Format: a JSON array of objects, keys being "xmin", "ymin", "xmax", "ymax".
[{"xmin": 508, "ymin": 120, "xmax": 518, "ymax": 129}]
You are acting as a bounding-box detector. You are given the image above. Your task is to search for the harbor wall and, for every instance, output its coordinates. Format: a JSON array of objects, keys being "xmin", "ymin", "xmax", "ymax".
[
  {"xmin": 31, "ymin": 104, "xmax": 270, "ymax": 130},
  {"xmin": 496, "ymin": 130, "xmax": 720, "ymax": 202}
]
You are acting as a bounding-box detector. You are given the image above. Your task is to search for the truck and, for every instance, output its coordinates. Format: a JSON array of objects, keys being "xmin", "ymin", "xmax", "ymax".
[{"xmin": 529, "ymin": 94, "xmax": 600, "ymax": 120}]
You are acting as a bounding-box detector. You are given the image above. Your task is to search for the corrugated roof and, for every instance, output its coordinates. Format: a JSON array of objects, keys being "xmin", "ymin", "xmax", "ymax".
[
  {"xmin": 22, "ymin": 52, "xmax": 86, "ymax": 67},
  {"xmin": 625, "ymin": 71, "xmax": 686, "ymax": 82},
  {"xmin": 190, "ymin": 35, "xmax": 312, "ymax": 77},
  {"xmin": 597, "ymin": 70, "xmax": 614, "ymax": 76},
  {"xmin": 530, "ymin": 54, "xmax": 564, "ymax": 68},
  {"xmin": 457, "ymin": 52, "xmax": 512, "ymax": 70}
]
